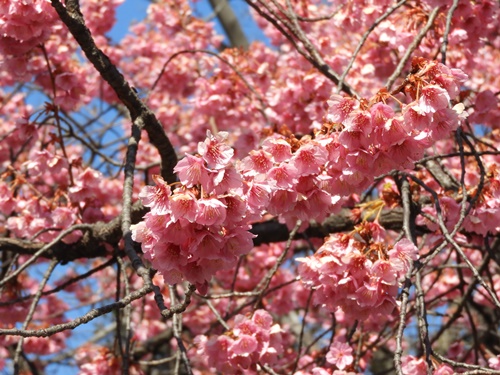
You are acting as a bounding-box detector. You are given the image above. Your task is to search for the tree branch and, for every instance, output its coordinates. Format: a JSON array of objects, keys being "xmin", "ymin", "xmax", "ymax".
[
  {"xmin": 208, "ymin": 0, "xmax": 249, "ymax": 48},
  {"xmin": 0, "ymin": 206, "xmax": 415, "ymax": 262},
  {"xmin": 50, "ymin": 0, "xmax": 177, "ymax": 183}
]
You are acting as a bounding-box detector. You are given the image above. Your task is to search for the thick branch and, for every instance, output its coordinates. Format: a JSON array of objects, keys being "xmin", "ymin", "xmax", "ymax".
[
  {"xmin": 251, "ymin": 207, "xmax": 409, "ymax": 245},
  {"xmin": 1, "ymin": 206, "xmax": 409, "ymax": 262},
  {"xmin": 0, "ymin": 202, "xmax": 147, "ymax": 262},
  {"xmin": 209, "ymin": 0, "xmax": 249, "ymax": 48}
]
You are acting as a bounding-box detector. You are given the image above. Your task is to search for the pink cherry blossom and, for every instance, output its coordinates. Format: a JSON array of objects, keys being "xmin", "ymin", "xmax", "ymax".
[
  {"xmin": 291, "ymin": 143, "xmax": 328, "ymax": 176},
  {"xmin": 489, "ymin": 355, "xmax": 500, "ymax": 370},
  {"xmin": 418, "ymin": 84, "xmax": 450, "ymax": 114},
  {"xmin": 326, "ymin": 94, "xmax": 359, "ymax": 123},
  {"xmin": 174, "ymin": 153, "xmax": 211, "ymax": 188},
  {"xmin": 241, "ymin": 149, "xmax": 274, "ymax": 175},
  {"xmin": 198, "ymin": 130, "xmax": 234, "ymax": 169},
  {"xmin": 387, "ymin": 238, "xmax": 419, "ymax": 276},
  {"xmin": 262, "ymin": 136, "xmax": 293, "ymax": 162},
  {"xmin": 267, "ymin": 163, "xmax": 299, "ymax": 188},
  {"xmin": 195, "ymin": 197, "xmax": 227, "ymax": 226},
  {"xmin": 138, "ymin": 174, "xmax": 171, "ymax": 215},
  {"xmin": 326, "ymin": 341, "xmax": 354, "ymax": 370},
  {"xmin": 401, "ymin": 355, "xmax": 427, "ymax": 375},
  {"xmin": 169, "ymin": 190, "xmax": 197, "ymax": 222}
]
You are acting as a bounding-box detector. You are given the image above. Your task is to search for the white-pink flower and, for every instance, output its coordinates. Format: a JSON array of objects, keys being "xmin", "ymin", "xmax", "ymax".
[
  {"xmin": 198, "ymin": 130, "xmax": 234, "ymax": 169},
  {"xmin": 195, "ymin": 198, "xmax": 227, "ymax": 226},
  {"xmin": 174, "ymin": 154, "xmax": 211, "ymax": 188},
  {"xmin": 326, "ymin": 94, "xmax": 359, "ymax": 123},
  {"xmin": 418, "ymin": 85, "xmax": 450, "ymax": 114},
  {"xmin": 138, "ymin": 175, "xmax": 171, "ymax": 215},
  {"xmin": 489, "ymin": 355, "xmax": 500, "ymax": 370},
  {"xmin": 326, "ymin": 341, "xmax": 354, "ymax": 370}
]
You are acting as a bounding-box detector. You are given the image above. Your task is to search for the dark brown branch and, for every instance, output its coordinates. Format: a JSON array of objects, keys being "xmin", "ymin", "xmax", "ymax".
[
  {"xmin": 0, "ymin": 202, "xmax": 147, "ymax": 262},
  {"xmin": 132, "ymin": 329, "xmax": 174, "ymax": 360},
  {"xmin": 1, "ymin": 206, "xmax": 411, "ymax": 262},
  {"xmin": 251, "ymin": 207, "xmax": 409, "ymax": 245},
  {"xmin": 50, "ymin": 0, "xmax": 177, "ymax": 183},
  {"xmin": 421, "ymin": 159, "xmax": 460, "ymax": 192}
]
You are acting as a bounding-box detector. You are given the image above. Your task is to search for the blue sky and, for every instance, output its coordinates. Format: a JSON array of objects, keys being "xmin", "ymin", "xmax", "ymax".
[{"xmin": 109, "ymin": 0, "xmax": 267, "ymax": 44}]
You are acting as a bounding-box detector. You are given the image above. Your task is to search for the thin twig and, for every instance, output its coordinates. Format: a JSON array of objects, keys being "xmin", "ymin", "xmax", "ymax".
[
  {"xmin": 386, "ymin": 6, "xmax": 441, "ymax": 90},
  {"xmin": 0, "ymin": 257, "xmax": 117, "ymax": 306},
  {"xmin": 40, "ymin": 44, "xmax": 75, "ymax": 186},
  {"xmin": 159, "ymin": 284, "xmax": 197, "ymax": 320},
  {"xmin": 253, "ymin": 220, "xmax": 302, "ymax": 309},
  {"xmin": 0, "ymin": 283, "xmax": 153, "ymax": 338},
  {"xmin": 245, "ymin": 0, "xmax": 359, "ymax": 97},
  {"xmin": 394, "ymin": 178, "xmax": 417, "ymax": 375},
  {"xmin": 138, "ymin": 354, "xmax": 177, "ymax": 367},
  {"xmin": 415, "ymin": 270, "xmax": 432, "ymax": 375},
  {"xmin": 292, "ymin": 289, "xmax": 314, "ymax": 374},
  {"xmin": 295, "ymin": 4, "xmax": 344, "ymax": 22},
  {"xmin": 0, "ymin": 224, "xmax": 94, "ymax": 288},
  {"xmin": 337, "ymin": 0, "xmax": 407, "ymax": 93},
  {"xmin": 406, "ymin": 174, "xmax": 500, "ymax": 309},
  {"xmin": 440, "ymin": 0, "xmax": 460, "ymax": 64},
  {"xmin": 169, "ymin": 285, "xmax": 193, "ymax": 375},
  {"xmin": 205, "ymin": 299, "xmax": 230, "ymax": 331},
  {"xmin": 116, "ymin": 256, "xmax": 133, "ymax": 375},
  {"xmin": 432, "ymin": 350, "xmax": 500, "ymax": 373},
  {"xmin": 13, "ymin": 259, "xmax": 58, "ymax": 375},
  {"xmin": 429, "ymin": 253, "xmax": 491, "ymax": 344}
]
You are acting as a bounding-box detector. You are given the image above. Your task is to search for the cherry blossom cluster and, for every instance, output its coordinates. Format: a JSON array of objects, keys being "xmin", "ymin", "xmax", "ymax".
[
  {"xmin": 462, "ymin": 161, "xmax": 500, "ymax": 236},
  {"xmin": 415, "ymin": 131, "xmax": 500, "ymax": 237},
  {"xmin": 0, "ymin": 0, "xmax": 58, "ymax": 57},
  {"xmin": 132, "ymin": 58, "xmax": 468, "ymax": 294},
  {"xmin": 470, "ymin": 89, "xmax": 500, "ymax": 129},
  {"xmin": 194, "ymin": 309, "xmax": 285, "ymax": 374},
  {"xmin": 418, "ymin": 174, "xmax": 500, "ymax": 237},
  {"xmin": 2, "ymin": 142, "xmax": 124, "ymax": 244},
  {"xmin": 131, "ymin": 131, "xmax": 255, "ymax": 293},
  {"xmin": 232, "ymin": 59, "xmax": 468, "ymax": 228},
  {"xmin": 238, "ymin": 133, "xmax": 344, "ymax": 228},
  {"xmin": 76, "ymin": 345, "xmax": 143, "ymax": 375},
  {"xmin": 0, "ymin": 0, "xmax": 60, "ymax": 87},
  {"xmin": 0, "ymin": 92, "xmax": 37, "ymax": 168},
  {"xmin": 1, "ymin": 272, "xmax": 70, "ymax": 355},
  {"xmin": 297, "ymin": 222, "xmax": 418, "ymax": 321},
  {"xmin": 1, "ymin": 0, "xmax": 500, "ymax": 372},
  {"xmin": 319, "ymin": 58, "xmax": 467, "ymax": 190}
]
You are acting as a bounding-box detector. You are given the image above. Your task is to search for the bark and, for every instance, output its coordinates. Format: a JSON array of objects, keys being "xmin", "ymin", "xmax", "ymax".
[{"xmin": 208, "ymin": 0, "xmax": 249, "ymax": 48}]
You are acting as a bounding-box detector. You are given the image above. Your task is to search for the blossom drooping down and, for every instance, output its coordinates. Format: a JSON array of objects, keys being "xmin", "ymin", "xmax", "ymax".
[
  {"xmin": 297, "ymin": 223, "xmax": 419, "ymax": 321},
  {"xmin": 235, "ymin": 59, "xmax": 468, "ymax": 228},
  {"xmin": 195, "ymin": 310, "xmax": 285, "ymax": 374},
  {"xmin": 132, "ymin": 131, "xmax": 255, "ymax": 294}
]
